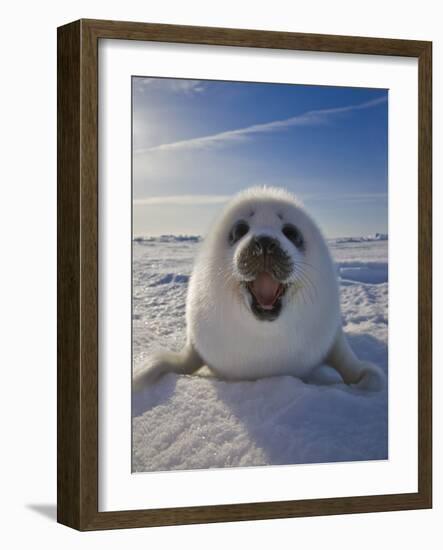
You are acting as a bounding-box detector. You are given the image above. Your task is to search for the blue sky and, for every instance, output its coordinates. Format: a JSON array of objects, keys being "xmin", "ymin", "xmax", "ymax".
[{"xmin": 132, "ymin": 77, "xmax": 388, "ymax": 237}]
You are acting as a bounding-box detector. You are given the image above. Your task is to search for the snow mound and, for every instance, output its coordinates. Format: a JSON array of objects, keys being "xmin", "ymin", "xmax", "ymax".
[
  {"xmin": 149, "ymin": 273, "xmax": 189, "ymax": 286},
  {"xmin": 338, "ymin": 261, "xmax": 388, "ymax": 284}
]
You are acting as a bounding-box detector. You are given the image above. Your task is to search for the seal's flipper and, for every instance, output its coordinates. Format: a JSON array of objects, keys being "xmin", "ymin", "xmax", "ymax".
[
  {"xmin": 326, "ymin": 329, "xmax": 385, "ymax": 392},
  {"xmin": 133, "ymin": 343, "xmax": 203, "ymax": 391}
]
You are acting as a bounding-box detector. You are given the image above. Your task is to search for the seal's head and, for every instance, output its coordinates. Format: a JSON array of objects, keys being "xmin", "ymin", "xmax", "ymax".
[
  {"xmin": 229, "ymin": 207, "xmax": 303, "ymax": 321},
  {"xmin": 219, "ymin": 186, "xmax": 334, "ymax": 322}
]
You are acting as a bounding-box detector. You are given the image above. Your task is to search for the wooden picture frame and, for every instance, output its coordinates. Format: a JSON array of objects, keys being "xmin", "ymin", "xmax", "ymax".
[{"xmin": 57, "ymin": 18, "xmax": 432, "ymax": 530}]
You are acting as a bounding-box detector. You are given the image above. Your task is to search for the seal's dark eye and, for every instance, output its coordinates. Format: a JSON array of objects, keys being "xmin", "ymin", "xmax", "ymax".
[
  {"xmin": 282, "ymin": 224, "xmax": 304, "ymax": 249},
  {"xmin": 229, "ymin": 221, "xmax": 249, "ymax": 245}
]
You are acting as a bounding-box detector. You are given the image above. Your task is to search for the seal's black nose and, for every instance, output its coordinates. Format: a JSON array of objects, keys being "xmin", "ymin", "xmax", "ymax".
[{"xmin": 253, "ymin": 236, "xmax": 279, "ymax": 255}]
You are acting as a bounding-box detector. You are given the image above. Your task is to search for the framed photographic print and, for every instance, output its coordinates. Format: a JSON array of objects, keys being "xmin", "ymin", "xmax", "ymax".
[{"xmin": 57, "ymin": 19, "xmax": 432, "ymax": 530}]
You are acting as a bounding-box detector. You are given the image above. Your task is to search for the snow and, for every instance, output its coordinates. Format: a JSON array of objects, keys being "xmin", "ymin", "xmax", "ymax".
[
  {"xmin": 334, "ymin": 233, "xmax": 388, "ymax": 243},
  {"xmin": 132, "ymin": 236, "xmax": 388, "ymax": 472}
]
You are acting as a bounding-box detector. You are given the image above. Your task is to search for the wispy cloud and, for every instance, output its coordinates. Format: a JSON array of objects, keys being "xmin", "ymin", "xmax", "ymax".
[
  {"xmin": 134, "ymin": 77, "xmax": 206, "ymax": 95},
  {"xmin": 133, "ymin": 191, "xmax": 387, "ymax": 208},
  {"xmin": 135, "ymin": 96, "xmax": 387, "ymax": 155},
  {"xmin": 134, "ymin": 195, "xmax": 231, "ymax": 207}
]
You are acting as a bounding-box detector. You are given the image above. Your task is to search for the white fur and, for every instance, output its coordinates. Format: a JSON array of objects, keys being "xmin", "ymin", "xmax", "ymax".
[{"xmin": 134, "ymin": 186, "xmax": 385, "ymax": 391}]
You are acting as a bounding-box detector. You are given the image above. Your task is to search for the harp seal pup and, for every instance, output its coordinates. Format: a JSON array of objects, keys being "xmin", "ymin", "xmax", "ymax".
[{"xmin": 134, "ymin": 186, "xmax": 385, "ymax": 392}]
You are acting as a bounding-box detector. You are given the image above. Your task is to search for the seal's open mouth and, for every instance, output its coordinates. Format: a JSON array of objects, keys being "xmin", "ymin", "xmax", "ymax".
[
  {"xmin": 246, "ymin": 272, "xmax": 286, "ymax": 321},
  {"xmin": 248, "ymin": 272, "xmax": 284, "ymax": 309}
]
